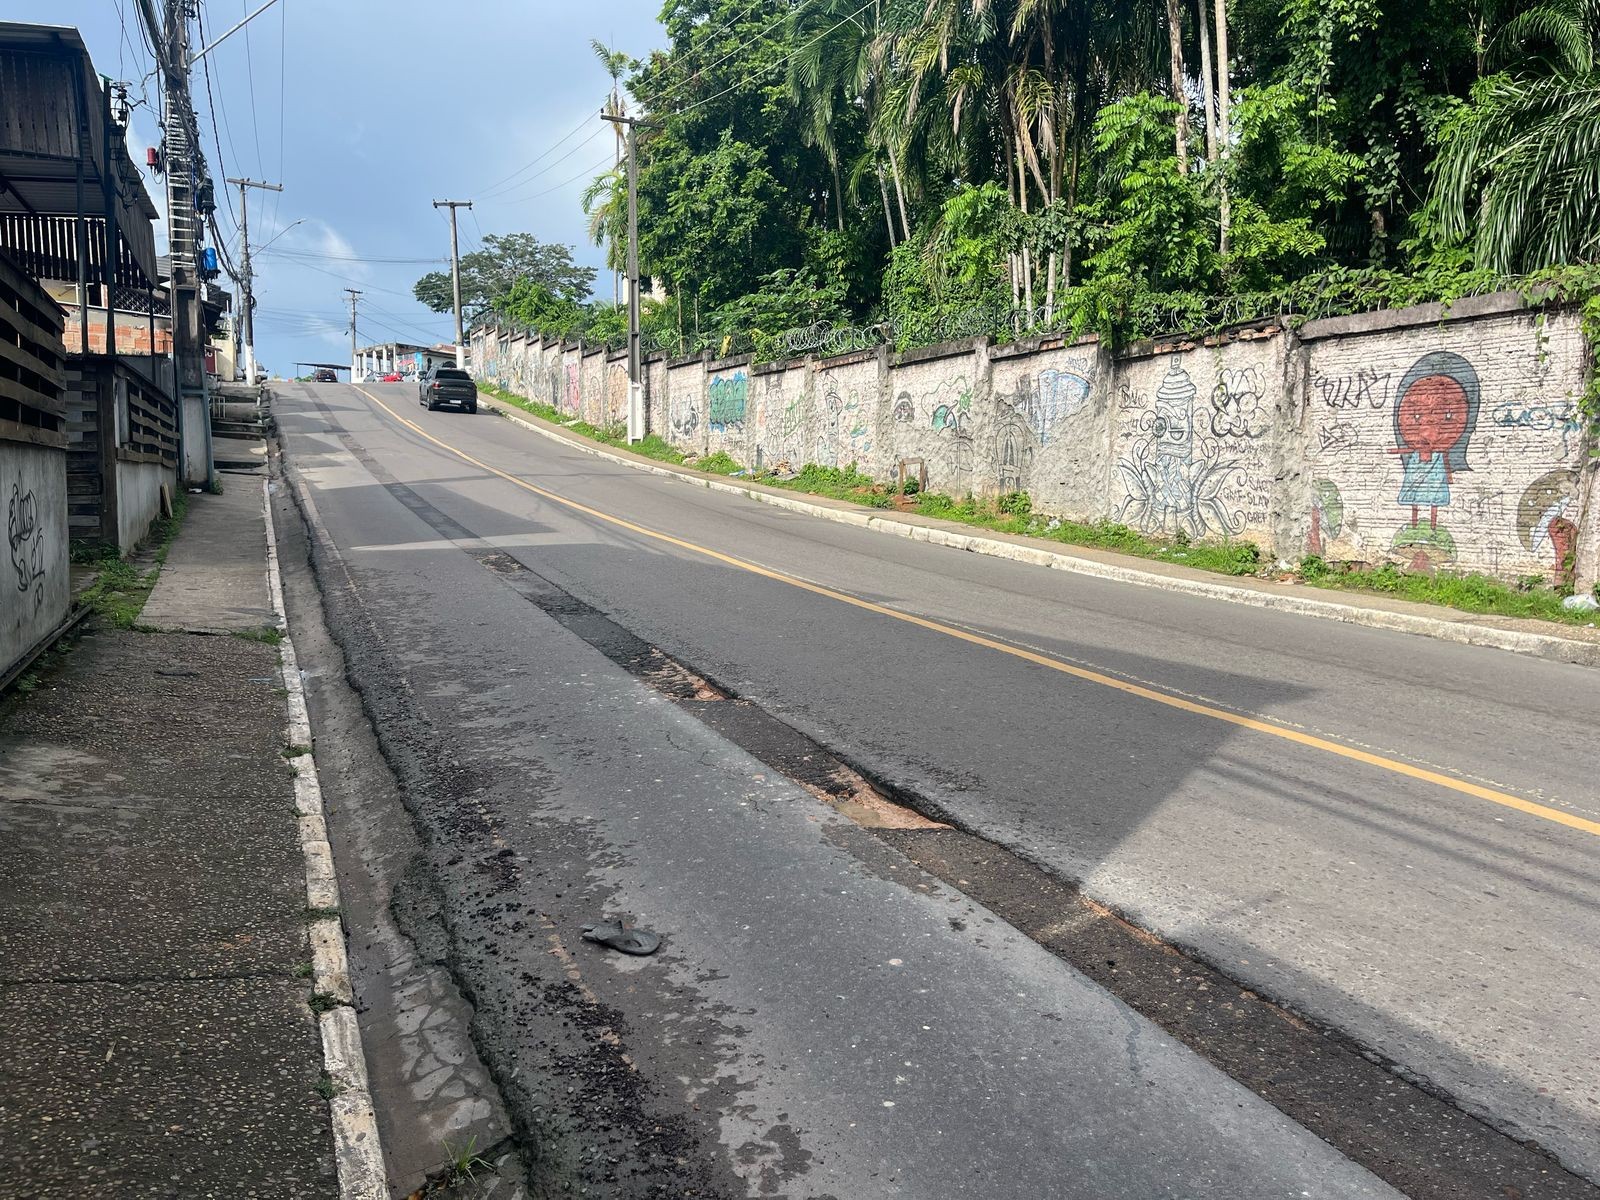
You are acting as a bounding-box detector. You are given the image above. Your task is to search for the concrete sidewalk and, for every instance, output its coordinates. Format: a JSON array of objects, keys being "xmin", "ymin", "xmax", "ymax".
[{"xmin": 0, "ymin": 487, "xmax": 339, "ymax": 1196}]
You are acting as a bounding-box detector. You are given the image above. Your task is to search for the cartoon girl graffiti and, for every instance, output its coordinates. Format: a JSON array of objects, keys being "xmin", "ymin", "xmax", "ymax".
[{"xmin": 1387, "ymin": 351, "xmax": 1479, "ymax": 561}]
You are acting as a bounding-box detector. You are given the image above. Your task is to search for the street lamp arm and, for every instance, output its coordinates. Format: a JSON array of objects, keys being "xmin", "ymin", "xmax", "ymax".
[{"xmin": 186, "ymin": 0, "xmax": 284, "ymax": 68}]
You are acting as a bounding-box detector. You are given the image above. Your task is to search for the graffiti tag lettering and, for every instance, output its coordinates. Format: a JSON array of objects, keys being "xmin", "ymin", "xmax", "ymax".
[
  {"xmin": 1314, "ymin": 368, "xmax": 1391, "ymax": 411},
  {"xmin": 8, "ymin": 482, "xmax": 46, "ymax": 611}
]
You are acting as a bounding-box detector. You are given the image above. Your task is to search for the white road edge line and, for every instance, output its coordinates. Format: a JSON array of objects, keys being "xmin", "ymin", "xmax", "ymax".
[
  {"xmin": 476, "ymin": 394, "xmax": 1600, "ymax": 668},
  {"xmin": 262, "ymin": 477, "xmax": 388, "ymax": 1198}
]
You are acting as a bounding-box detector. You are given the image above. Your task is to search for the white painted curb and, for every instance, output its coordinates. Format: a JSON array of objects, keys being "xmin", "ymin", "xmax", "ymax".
[
  {"xmin": 263, "ymin": 479, "xmax": 389, "ymax": 1199},
  {"xmin": 478, "ymin": 394, "xmax": 1600, "ymax": 667}
]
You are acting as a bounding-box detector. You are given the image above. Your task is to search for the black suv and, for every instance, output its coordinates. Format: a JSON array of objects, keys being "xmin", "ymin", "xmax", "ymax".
[{"xmin": 419, "ymin": 365, "xmax": 478, "ymax": 413}]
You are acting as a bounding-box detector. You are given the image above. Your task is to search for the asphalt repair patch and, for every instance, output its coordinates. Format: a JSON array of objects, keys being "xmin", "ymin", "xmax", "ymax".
[{"xmin": 305, "ymin": 395, "xmax": 1598, "ymax": 1200}]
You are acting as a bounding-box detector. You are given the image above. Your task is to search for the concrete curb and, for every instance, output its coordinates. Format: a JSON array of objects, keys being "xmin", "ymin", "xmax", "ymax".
[
  {"xmin": 478, "ymin": 395, "xmax": 1600, "ymax": 668},
  {"xmin": 262, "ymin": 479, "xmax": 388, "ymax": 1199}
]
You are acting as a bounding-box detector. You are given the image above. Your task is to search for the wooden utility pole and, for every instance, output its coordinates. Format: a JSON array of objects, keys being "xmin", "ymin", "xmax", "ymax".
[
  {"xmin": 432, "ymin": 200, "xmax": 472, "ymax": 368},
  {"xmin": 227, "ymin": 176, "xmax": 282, "ymax": 384}
]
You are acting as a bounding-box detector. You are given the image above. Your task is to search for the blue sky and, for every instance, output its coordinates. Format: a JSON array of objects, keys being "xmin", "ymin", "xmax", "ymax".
[{"xmin": 21, "ymin": 2, "xmax": 665, "ymax": 373}]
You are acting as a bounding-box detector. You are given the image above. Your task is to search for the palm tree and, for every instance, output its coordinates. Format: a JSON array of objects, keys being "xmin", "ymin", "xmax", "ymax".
[{"xmin": 1431, "ymin": 0, "xmax": 1600, "ymax": 271}]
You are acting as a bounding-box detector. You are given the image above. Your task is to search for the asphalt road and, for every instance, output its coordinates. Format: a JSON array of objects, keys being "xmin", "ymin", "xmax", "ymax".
[{"xmin": 277, "ymin": 380, "xmax": 1598, "ymax": 1195}]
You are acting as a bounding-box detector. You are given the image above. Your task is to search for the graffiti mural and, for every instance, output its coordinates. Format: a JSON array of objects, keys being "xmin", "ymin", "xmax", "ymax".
[
  {"xmin": 1388, "ymin": 351, "xmax": 1481, "ymax": 569},
  {"xmin": 9, "ymin": 482, "xmax": 46, "ymax": 611},
  {"xmin": 891, "ymin": 393, "xmax": 915, "ymax": 423},
  {"xmin": 708, "ymin": 372, "xmax": 749, "ymax": 432},
  {"xmin": 1210, "ymin": 365, "xmax": 1267, "ymax": 439},
  {"xmin": 1116, "ymin": 357, "xmax": 1246, "ymax": 537},
  {"xmin": 1306, "ymin": 479, "xmax": 1344, "ymax": 557},
  {"xmin": 563, "ymin": 363, "xmax": 580, "ymax": 415},
  {"xmin": 815, "ymin": 375, "xmax": 871, "ymax": 466},
  {"xmin": 1005, "ymin": 359, "xmax": 1094, "ymax": 446},
  {"xmin": 1518, "ymin": 468, "xmax": 1581, "ymax": 586}
]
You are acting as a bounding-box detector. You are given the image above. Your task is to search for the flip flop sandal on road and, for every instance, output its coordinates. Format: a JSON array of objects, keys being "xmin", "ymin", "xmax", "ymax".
[{"xmin": 581, "ymin": 920, "xmax": 662, "ymax": 956}]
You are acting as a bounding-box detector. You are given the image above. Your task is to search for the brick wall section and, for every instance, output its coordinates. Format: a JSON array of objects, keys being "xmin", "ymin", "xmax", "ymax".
[{"xmin": 472, "ymin": 295, "xmax": 1599, "ymax": 589}]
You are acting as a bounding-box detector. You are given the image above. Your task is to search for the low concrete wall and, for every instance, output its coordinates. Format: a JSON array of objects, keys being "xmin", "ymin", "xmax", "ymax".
[
  {"xmin": 472, "ymin": 295, "xmax": 1600, "ymax": 589},
  {"xmin": 1, "ymin": 440, "xmax": 70, "ymax": 676},
  {"xmin": 115, "ymin": 458, "xmax": 174, "ymax": 553}
]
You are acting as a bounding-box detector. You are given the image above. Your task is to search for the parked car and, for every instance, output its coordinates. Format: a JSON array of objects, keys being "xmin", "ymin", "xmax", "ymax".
[
  {"xmin": 313, "ymin": 368, "xmax": 337, "ymax": 383},
  {"xmin": 418, "ymin": 365, "xmax": 477, "ymax": 413},
  {"xmin": 381, "ymin": 372, "xmax": 402, "ymax": 383}
]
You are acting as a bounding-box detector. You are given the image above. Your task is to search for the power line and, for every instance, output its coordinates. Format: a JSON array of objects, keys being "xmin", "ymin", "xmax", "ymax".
[
  {"xmin": 471, "ymin": 0, "xmax": 785, "ymax": 202},
  {"xmin": 477, "ymin": 125, "xmax": 609, "ymax": 202},
  {"xmin": 195, "ymin": 5, "xmax": 240, "ymax": 232},
  {"xmin": 258, "ymin": 247, "xmax": 448, "ymax": 265}
]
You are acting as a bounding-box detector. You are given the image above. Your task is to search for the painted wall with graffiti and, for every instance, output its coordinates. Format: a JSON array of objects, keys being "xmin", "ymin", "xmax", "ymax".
[
  {"xmin": 990, "ymin": 344, "xmax": 1109, "ymax": 514},
  {"xmin": 812, "ymin": 354, "xmax": 882, "ymax": 475},
  {"xmin": 1112, "ymin": 336, "xmax": 1284, "ymax": 547},
  {"xmin": 748, "ymin": 364, "xmax": 810, "ymax": 470},
  {"xmin": 472, "ymin": 296, "xmax": 1598, "ymax": 589},
  {"xmin": 2, "ymin": 441, "xmax": 68, "ymax": 678},
  {"xmin": 665, "ymin": 358, "xmax": 706, "ymax": 453},
  {"xmin": 1297, "ymin": 307, "xmax": 1590, "ymax": 585},
  {"xmin": 887, "ymin": 353, "xmax": 989, "ymax": 497}
]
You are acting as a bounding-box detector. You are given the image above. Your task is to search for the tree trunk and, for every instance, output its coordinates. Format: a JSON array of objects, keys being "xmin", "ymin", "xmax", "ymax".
[
  {"xmin": 1197, "ymin": 0, "xmax": 1218, "ymax": 165},
  {"xmin": 1166, "ymin": 0, "xmax": 1192, "ymax": 174},
  {"xmin": 1045, "ymin": 251, "xmax": 1057, "ymax": 323},
  {"xmin": 832, "ymin": 160, "xmax": 846, "ymax": 233},
  {"xmin": 878, "ymin": 165, "xmax": 897, "ymax": 248},
  {"xmin": 1214, "ymin": 0, "xmax": 1232, "ymax": 255},
  {"xmin": 888, "ymin": 146, "xmax": 912, "ymax": 242}
]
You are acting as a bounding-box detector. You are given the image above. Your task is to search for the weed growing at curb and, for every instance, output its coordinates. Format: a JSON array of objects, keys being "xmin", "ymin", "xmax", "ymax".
[
  {"xmin": 478, "ymin": 384, "xmax": 1597, "ymax": 628},
  {"xmin": 440, "ymin": 1135, "xmax": 492, "ymax": 1185},
  {"xmin": 307, "ymin": 991, "xmax": 341, "ymax": 1013},
  {"xmin": 304, "ymin": 906, "xmax": 341, "ymax": 921},
  {"xmin": 292, "ymin": 961, "xmax": 313, "ymax": 978},
  {"xmin": 313, "ymin": 1070, "xmax": 342, "ymax": 1100},
  {"xmin": 282, "ymin": 743, "xmax": 312, "ymax": 758},
  {"xmin": 234, "ymin": 626, "xmax": 285, "ymax": 645}
]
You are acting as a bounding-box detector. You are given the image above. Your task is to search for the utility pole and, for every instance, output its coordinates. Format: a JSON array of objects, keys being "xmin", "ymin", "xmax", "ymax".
[
  {"xmin": 601, "ymin": 114, "xmax": 655, "ymax": 442},
  {"xmin": 151, "ymin": 0, "xmax": 217, "ymax": 485},
  {"xmin": 345, "ymin": 289, "xmax": 362, "ymax": 381},
  {"xmin": 227, "ymin": 176, "xmax": 282, "ymax": 385},
  {"xmin": 432, "ymin": 200, "xmax": 471, "ymax": 369}
]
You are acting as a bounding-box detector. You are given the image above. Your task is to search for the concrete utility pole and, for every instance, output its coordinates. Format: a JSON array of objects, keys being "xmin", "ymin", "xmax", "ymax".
[
  {"xmin": 227, "ymin": 176, "xmax": 282, "ymax": 385},
  {"xmin": 432, "ymin": 199, "xmax": 471, "ymax": 369},
  {"xmin": 601, "ymin": 114, "xmax": 655, "ymax": 443},
  {"xmin": 345, "ymin": 289, "xmax": 362, "ymax": 380},
  {"xmin": 149, "ymin": 0, "xmax": 215, "ymax": 484}
]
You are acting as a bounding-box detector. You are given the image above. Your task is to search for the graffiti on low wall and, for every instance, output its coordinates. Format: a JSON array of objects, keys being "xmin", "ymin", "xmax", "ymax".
[
  {"xmin": 472, "ymin": 300, "xmax": 1598, "ymax": 589},
  {"xmin": 1302, "ymin": 310, "xmax": 1589, "ymax": 583},
  {"xmin": 709, "ymin": 371, "xmax": 749, "ymax": 433}
]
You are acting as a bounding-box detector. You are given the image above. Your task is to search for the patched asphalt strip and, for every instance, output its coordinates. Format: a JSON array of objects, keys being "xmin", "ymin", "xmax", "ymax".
[{"xmin": 313, "ymin": 398, "xmax": 1598, "ymax": 1200}]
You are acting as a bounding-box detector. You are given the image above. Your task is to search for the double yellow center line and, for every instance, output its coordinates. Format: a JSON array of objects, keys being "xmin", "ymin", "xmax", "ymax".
[{"xmin": 354, "ymin": 386, "xmax": 1599, "ymax": 841}]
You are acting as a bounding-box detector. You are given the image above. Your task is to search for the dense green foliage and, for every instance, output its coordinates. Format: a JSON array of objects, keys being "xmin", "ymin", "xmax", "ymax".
[
  {"xmin": 439, "ymin": 0, "xmax": 1600, "ymax": 369},
  {"xmin": 594, "ymin": 0, "xmax": 1600, "ymax": 353}
]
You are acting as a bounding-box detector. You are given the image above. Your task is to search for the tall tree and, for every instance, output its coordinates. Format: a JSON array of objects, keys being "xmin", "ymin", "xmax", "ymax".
[{"xmin": 413, "ymin": 233, "xmax": 595, "ymax": 319}]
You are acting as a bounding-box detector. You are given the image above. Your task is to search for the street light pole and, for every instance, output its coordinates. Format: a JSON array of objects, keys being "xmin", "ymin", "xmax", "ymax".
[
  {"xmin": 226, "ymin": 176, "xmax": 282, "ymax": 384},
  {"xmin": 432, "ymin": 199, "xmax": 471, "ymax": 369}
]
